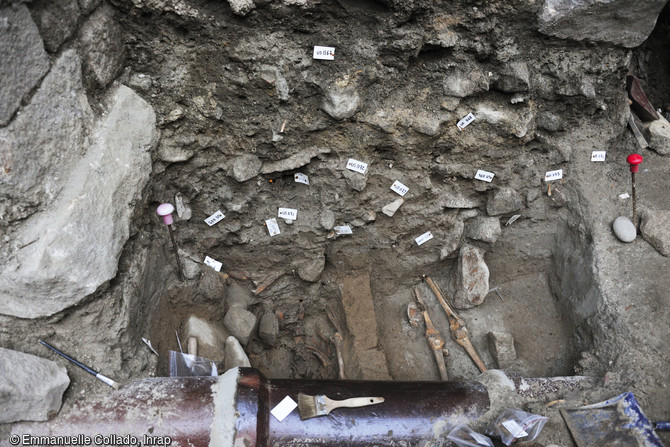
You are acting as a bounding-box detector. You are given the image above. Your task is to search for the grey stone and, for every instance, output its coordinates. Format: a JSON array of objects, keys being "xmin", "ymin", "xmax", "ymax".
[
  {"xmin": 537, "ymin": 111, "xmax": 563, "ymax": 132},
  {"xmin": 612, "ymin": 216, "xmax": 637, "ymax": 243},
  {"xmin": 77, "ymin": 4, "xmax": 125, "ymax": 87},
  {"xmin": 344, "ymin": 170, "xmax": 367, "ymax": 191},
  {"xmin": 128, "ymin": 74, "xmax": 152, "ymax": 91},
  {"xmin": 231, "ymin": 154, "xmax": 262, "ymax": 182},
  {"xmin": 0, "ymin": 50, "xmax": 88, "ymax": 223},
  {"xmin": 648, "ymin": 119, "xmax": 670, "ymax": 155},
  {"xmin": 223, "ymin": 336, "xmax": 251, "ymax": 371},
  {"xmin": 180, "ymin": 250, "xmax": 201, "ymax": 280},
  {"xmin": 258, "ymin": 312, "xmax": 279, "ymax": 346},
  {"xmin": 175, "ymin": 192, "xmax": 192, "ymax": 220},
  {"xmin": 297, "ymin": 254, "xmax": 325, "ymax": 282},
  {"xmin": 640, "ymin": 209, "xmax": 670, "ymax": 256},
  {"xmin": 382, "ymin": 198, "xmax": 404, "ymax": 217},
  {"xmin": 183, "ymin": 315, "xmax": 229, "ymax": 362},
  {"xmin": 157, "ymin": 141, "xmax": 195, "ymax": 163},
  {"xmin": 276, "ymin": 70, "xmax": 289, "ymax": 101},
  {"xmin": 227, "ymin": 0, "xmax": 255, "ymax": 16},
  {"xmin": 538, "ymin": 0, "xmax": 666, "ymax": 48},
  {"xmin": 320, "ymin": 209, "xmax": 335, "ymax": 230},
  {"xmin": 77, "ymin": 0, "xmax": 102, "ymax": 14},
  {"xmin": 322, "ymin": 83, "xmax": 360, "ymax": 120},
  {"xmin": 223, "ymin": 307, "xmax": 257, "ymax": 345},
  {"xmin": 198, "ymin": 268, "xmax": 226, "ymax": 301},
  {"xmin": 486, "ymin": 188, "xmax": 523, "ymax": 216},
  {"xmin": 465, "ymin": 217, "xmax": 502, "ymax": 244},
  {"xmin": 442, "ymin": 68, "xmax": 488, "ymax": 98},
  {"xmin": 0, "ymin": 84, "xmax": 157, "ymax": 318},
  {"xmin": 260, "ymin": 147, "xmax": 330, "ymax": 174},
  {"xmin": 0, "ymin": 347, "xmax": 70, "ymax": 423},
  {"xmin": 0, "ymin": 4, "xmax": 50, "ymax": 126},
  {"xmin": 487, "ymin": 331, "xmax": 517, "ymax": 369},
  {"xmin": 494, "ymin": 62, "xmax": 530, "ymax": 93},
  {"xmin": 29, "ymin": 0, "xmax": 81, "ymax": 53},
  {"xmin": 226, "ymin": 281, "xmax": 253, "ymax": 309},
  {"xmin": 448, "ymin": 245, "xmax": 490, "ymax": 309}
]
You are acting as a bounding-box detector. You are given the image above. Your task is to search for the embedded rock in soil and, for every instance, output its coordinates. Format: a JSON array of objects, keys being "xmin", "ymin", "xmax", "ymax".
[
  {"xmin": 640, "ymin": 209, "xmax": 670, "ymax": 256},
  {"xmin": 344, "ymin": 170, "xmax": 367, "ymax": 191},
  {"xmin": 382, "ymin": 198, "xmax": 404, "ymax": 217},
  {"xmin": 537, "ymin": 0, "xmax": 667, "ymax": 48},
  {"xmin": 487, "ymin": 331, "xmax": 517, "ymax": 369},
  {"xmin": 183, "ymin": 315, "xmax": 229, "ymax": 362},
  {"xmin": 258, "ymin": 312, "xmax": 279, "ymax": 346},
  {"xmin": 0, "ymin": 3, "xmax": 50, "ymax": 126},
  {"xmin": 648, "ymin": 118, "xmax": 670, "ymax": 155},
  {"xmin": 612, "ymin": 216, "xmax": 637, "ymax": 243},
  {"xmin": 226, "ymin": 281, "xmax": 254, "ymax": 309},
  {"xmin": 297, "ymin": 254, "xmax": 326, "ymax": 282},
  {"xmin": 465, "ymin": 217, "xmax": 502, "ymax": 245},
  {"xmin": 448, "ymin": 245, "xmax": 490, "ymax": 309},
  {"xmin": 77, "ymin": 4, "xmax": 125, "ymax": 87},
  {"xmin": 227, "ymin": 0, "xmax": 255, "ymax": 16},
  {"xmin": 442, "ymin": 67, "xmax": 488, "ymax": 98},
  {"xmin": 0, "ymin": 84, "xmax": 156, "ymax": 318},
  {"xmin": 223, "ymin": 307, "xmax": 257, "ymax": 345},
  {"xmin": 0, "ymin": 347, "xmax": 70, "ymax": 423},
  {"xmin": 322, "ymin": 80, "xmax": 360, "ymax": 120},
  {"xmin": 224, "ymin": 336, "xmax": 251, "ymax": 371},
  {"xmin": 198, "ymin": 268, "xmax": 226, "ymax": 301},
  {"xmin": 486, "ymin": 187, "xmax": 523, "ymax": 216},
  {"xmin": 493, "ymin": 62, "xmax": 530, "ymax": 93},
  {"xmin": 231, "ymin": 154, "xmax": 262, "ymax": 182},
  {"xmin": 260, "ymin": 147, "xmax": 330, "ymax": 174},
  {"xmin": 29, "ymin": 0, "xmax": 81, "ymax": 53}
]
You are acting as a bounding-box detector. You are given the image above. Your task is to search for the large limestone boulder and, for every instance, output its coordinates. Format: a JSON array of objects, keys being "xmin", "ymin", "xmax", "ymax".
[
  {"xmin": 0, "ymin": 4, "xmax": 50, "ymax": 126},
  {"xmin": 538, "ymin": 0, "xmax": 667, "ymax": 48},
  {"xmin": 447, "ymin": 245, "xmax": 490, "ymax": 309},
  {"xmin": 0, "ymin": 81, "xmax": 157, "ymax": 318},
  {"xmin": 77, "ymin": 4, "xmax": 125, "ymax": 87},
  {"xmin": 0, "ymin": 347, "xmax": 70, "ymax": 423}
]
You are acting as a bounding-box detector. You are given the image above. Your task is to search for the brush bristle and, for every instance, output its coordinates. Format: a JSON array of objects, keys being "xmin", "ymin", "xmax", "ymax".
[{"xmin": 297, "ymin": 393, "xmax": 319, "ymax": 420}]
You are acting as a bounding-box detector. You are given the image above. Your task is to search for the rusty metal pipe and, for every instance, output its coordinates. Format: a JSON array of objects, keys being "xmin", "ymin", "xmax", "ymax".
[{"xmin": 11, "ymin": 367, "xmax": 489, "ymax": 447}]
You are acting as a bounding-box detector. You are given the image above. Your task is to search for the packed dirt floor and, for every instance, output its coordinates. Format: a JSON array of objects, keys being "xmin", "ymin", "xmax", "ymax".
[{"xmin": 1, "ymin": 0, "xmax": 670, "ymax": 446}]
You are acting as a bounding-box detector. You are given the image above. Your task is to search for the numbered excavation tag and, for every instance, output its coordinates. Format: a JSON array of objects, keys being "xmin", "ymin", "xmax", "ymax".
[
  {"xmin": 457, "ymin": 113, "xmax": 475, "ymax": 130},
  {"xmin": 278, "ymin": 208, "xmax": 298, "ymax": 220},
  {"xmin": 591, "ymin": 151, "xmax": 606, "ymax": 162},
  {"xmin": 544, "ymin": 169, "xmax": 563, "ymax": 182},
  {"xmin": 415, "ymin": 231, "xmax": 434, "ymax": 246},
  {"xmin": 204, "ymin": 210, "xmax": 225, "ymax": 226},
  {"xmin": 334, "ymin": 225, "xmax": 353, "ymax": 235},
  {"xmin": 313, "ymin": 46, "xmax": 335, "ymax": 60},
  {"xmin": 266, "ymin": 218, "xmax": 281, "ymax": 236},
  {"xmin": 475, "ymin": 170, "xmax": 495, "ymax": 182},
  {"xmin": 346, "ymin": 158, "xmax": 368, "ymax": 174},
  {"xmin": 294, "ymin": 173, "xmax": 309, "ymax": 185},
  {"xmin": 390, "ymin": 180, "xmax": 409, "ymax": 196},
  {"xmin": 204, "ymin": 256, "xmax": 222, "ymax": 272}
]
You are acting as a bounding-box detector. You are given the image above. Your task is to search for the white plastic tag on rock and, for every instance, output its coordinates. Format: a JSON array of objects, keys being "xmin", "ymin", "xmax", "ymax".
[
  {"xmin": 390, "ymin": 180, "xmax": 409, "ymax": 196},
  {"xmin": 266, "ymin": 218, "xmax": 281, "ymax": 236},
  {"xmin": 415, "ymin": 231, "xmax": 433, "ymax": 246},
  {"xmin": 591, "ymin": 151, "xmax": 606, "ymax": 162},
  {"xmin": 294, "ymin": 173, "xmax": 309, "ymax": 185},
  {"xmin": 271, "ymin": 396, "xmax": 298, "ymax": 422},
  {"xmin": 204, "ymin": 210, "xmax": 225, "ymax": 226},
  {"xmin": 334, "ymin": 225, "xmax": 353, "ymax": 235},
  {"xmin": 502, "ymin": 420, "xmax": 529, "ymax": 438},
  {"xmin": 544, "ymin": 169, "xmax": 563, "ymax": 182},
  {"xmin": 619, "ymin": 193, "xmax": 630, "ymax": 200},
  {"xmin": 313, "ymin": 46, "xmax": 335, "ymax": 60},
  {"xmin": 457, "ymin": 113, "xmax": 475, "ymax": 130},
  {"xmin": 346, "ymin": 158, "xmax": 368, "ymax": 174},
  {"xmin": 203, "ymin": 256, "xmax": 222, "ymax": 272},
  {"xmin": 278, "ymin": 207, "xmax": 298, "ymax": 220},
  {"xmin": 474, "ymin": 170, "xmax": 495, "ymax": 182}
]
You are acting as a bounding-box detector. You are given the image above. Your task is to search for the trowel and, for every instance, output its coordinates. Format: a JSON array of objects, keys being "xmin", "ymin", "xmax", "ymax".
[{"xmin": 560, "ymin": 392, "xmax": 670, "ymax": 447}]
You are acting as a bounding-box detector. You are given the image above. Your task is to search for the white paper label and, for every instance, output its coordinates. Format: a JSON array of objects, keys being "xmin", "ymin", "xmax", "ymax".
[
  {"xmin": 591, "ymin": 151, "xmax": 606, "ymax": 162},
  {"xmin": 334, "ymin": 225, "xmax": 353, "ymax": 235},
  {"xmin": 470, "ymin": 431, "xmax": 491, "ymax": 446},
  {"xmin": 271, "ymin": 396, "xmax": 298, "ymax": 422},
  {"xmin": 502, "ymin": 420, "xmax": 529, "ymax": 438},
  {"xmin": 204, "ymin": 255, "xmax": 222, "ymax": 272},
  {"xmin": 474, "ymin": 170, "xmax": 495, "ymax": 182},
  {"xmin": 294, "ymin": 173, "xmax": 309, "ymax": 185},
  {"xmin": 457, "ymin": 112, "xmax": 476, "ymax": 130},
  {"xmin": 266, "ymin": 218, "xmax": 281, "ymax": 236},
  {"xmin": 415, "ymin": 231, "xmax": 433, "ymax": 246},
  {"xmin": 390, "ymin": 180, "xmax": 409, "ymax": 196},
  {"xmin": 619, "ymin": 193, "xmax": 630, "ymax": 200},
  {"xmin": 204, "ymin": 210, "xmax": 225, "ymax": 226},
  {"xmin": 544, "ymin": 169, "xmax": 563, "ymax": 182},
  {"xmin": 313, "ymin": 46, "xmax": 335, "ymax": 60},
  {"xmin": 278, "ymin": 207, "xmax": 298, "ymax": 220},
  {"xmin": 346, "ymin": 158, "xmax": 368, "ymax": 174}
]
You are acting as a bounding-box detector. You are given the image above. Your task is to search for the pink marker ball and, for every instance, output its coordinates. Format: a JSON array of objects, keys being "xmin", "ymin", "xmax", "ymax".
[{"xmin": 157, "ymin": 203, "xmax": 175, "ymax": 225}]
